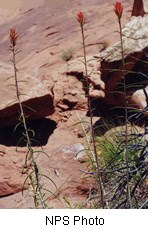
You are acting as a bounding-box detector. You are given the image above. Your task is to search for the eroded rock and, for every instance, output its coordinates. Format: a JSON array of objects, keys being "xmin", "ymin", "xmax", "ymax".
[
  {"xmin": 0, "ymin": 62, "xmax": 54, "ymax": 128},
  {"xmin": 67, "ymin": 56, "xmax": 105, "ymax": 98},
  {"xmin": 100, "ymin": 15, "xmax": 148, "ymax": 109}
]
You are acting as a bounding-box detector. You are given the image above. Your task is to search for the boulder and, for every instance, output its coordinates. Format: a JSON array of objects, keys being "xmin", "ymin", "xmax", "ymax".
[
  {"xmin": 99, "ymin": 15, "xmax": 148, "ymax": 110},
  {"xmin": 0, "ymin": 62, "xmax": 54, "ymax": 129},
  {"xmin": 131, "ymin": 87, "xmax": 148, "ymax": 111}
]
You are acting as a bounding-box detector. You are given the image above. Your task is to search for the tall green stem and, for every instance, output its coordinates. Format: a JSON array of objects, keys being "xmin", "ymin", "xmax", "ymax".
[
  {"xmin": 80, "ymin": 24, "xmax": 108, "ymax": 208},
  {"xmin": 118, "ymin": 19, "xmax": 132, "ymax": 208},
  {"xmin": 12, "ymin": 47, "xmax": 46, "ymax": 209}
]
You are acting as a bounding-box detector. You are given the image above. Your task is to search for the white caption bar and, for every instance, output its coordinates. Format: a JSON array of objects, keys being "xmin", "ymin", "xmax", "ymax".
[{"xmin": 0, "ymin": 209, "xmax": 147, "ymax": 232}]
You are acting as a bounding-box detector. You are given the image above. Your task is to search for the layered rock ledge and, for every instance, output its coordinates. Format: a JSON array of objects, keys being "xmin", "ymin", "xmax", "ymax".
[{"xmin": 0, "ymin": 62, "xmax": 54, "ymax": 128}]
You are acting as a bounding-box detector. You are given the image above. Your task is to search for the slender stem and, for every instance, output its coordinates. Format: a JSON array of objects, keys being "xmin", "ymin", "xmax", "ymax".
[
  {"xmin": 12, "ymin": 47, "xmax": 46, "ymax": 209},
  {"xmin": 12, "ymin": 48, "xmax": 31, "ymax": 147},
  {"xmin": 80, "ymin": 25, "xmax": 109, "ymax": 208},
  {"xmin": 118, "ymin": 19, "xmax": 132, "ymax": 208}
]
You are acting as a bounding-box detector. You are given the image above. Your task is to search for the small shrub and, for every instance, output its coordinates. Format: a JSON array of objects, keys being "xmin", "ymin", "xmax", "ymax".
[
  {"xmin": 94, "ymin": 125, "xmax": 148, "ymax": 208},
  {"xmin": 61, "ymin": 48, "xmax": 74, "ymax": 62}
]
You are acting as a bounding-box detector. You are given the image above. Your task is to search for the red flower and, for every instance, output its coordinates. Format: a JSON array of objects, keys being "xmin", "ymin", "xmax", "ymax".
[
  {"xmin": 114, "ymin": 2, "xmax": 123, "ymax": 19},
  {"xmin": 10, "ymin": 28, "xmax": 18, "ymax": 47},
  {"xmin": 77, "ymin": 11, "xmax": 85, "ymax": 26}
]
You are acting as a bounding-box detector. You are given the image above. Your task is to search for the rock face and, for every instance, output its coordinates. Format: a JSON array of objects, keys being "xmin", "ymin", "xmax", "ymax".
[
  {"xmin": 0, "ymin": 145, "xmax": 27, "ymax": 197},
  {"xmin": 0, "ymin": 0, "xmax": 133, "ymax": 130},
  {"xmin": 100, "ymin": 15, "xmax": 148, "ymax": 110}
]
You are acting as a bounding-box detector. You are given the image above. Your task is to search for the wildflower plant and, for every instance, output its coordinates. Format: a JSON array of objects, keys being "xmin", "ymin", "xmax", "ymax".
[
  {"xmin": 76, "ymin": 12, "xmax": 108, "ymax": 208},
  {"xmin": 114, "ymin": 1, "xmax": 132, "ymax": 208},
  {"xmin": 9, "ymin": 28, "xmax": 51, "ymax": 208}
]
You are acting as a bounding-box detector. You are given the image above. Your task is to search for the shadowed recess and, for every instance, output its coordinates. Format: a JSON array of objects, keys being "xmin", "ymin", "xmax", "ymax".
[{"xmin": 0, "ymin": 118, "xmax": 57, "ymax": 147}]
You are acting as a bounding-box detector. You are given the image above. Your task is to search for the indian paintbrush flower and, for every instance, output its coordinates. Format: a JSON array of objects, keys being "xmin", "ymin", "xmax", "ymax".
[
  {"xmin": 114, "ymin": 1, "xmax": 123, "ymax": 20},
  {"xmin": 9, "ymin": 28, "xmax": 18, "ymax": 47},
  {"xmin": 77, "ymin": 11, "xmax": 85, "ymax": 26}
]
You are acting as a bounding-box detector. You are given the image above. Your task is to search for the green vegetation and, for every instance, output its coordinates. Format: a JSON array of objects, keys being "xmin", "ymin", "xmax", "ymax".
[{"xmin": 61, "ymin": 48, "xmax": 74, "ymax": 62}]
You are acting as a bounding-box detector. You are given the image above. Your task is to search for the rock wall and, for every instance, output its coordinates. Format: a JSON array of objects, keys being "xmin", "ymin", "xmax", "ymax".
[{"xmin": 99, "ymin": 15, "xmax": 148, "ymax": 110}]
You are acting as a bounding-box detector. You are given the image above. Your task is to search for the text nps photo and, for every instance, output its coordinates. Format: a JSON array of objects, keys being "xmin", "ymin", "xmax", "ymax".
[{"xmin": 0, "ymin": 210, "xmax": 147, "ymax": 232}]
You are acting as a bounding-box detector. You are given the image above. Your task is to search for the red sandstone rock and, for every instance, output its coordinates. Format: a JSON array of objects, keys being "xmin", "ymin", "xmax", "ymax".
[
  {"xmin": 100, "ymin": 15, "xmax": 148, "ymax": 110},
  {"xmin": 0, "ymin": 146, "xmax": 27, "ymax": 197},
  {"xmin": 0, "ymin": 63, "xmax": 54, "ymax": 128}
]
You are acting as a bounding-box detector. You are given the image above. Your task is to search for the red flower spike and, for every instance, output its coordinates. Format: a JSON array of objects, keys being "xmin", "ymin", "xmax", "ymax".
[
  {"xmin": 10, "ymin": 28, "xmax": 18, "ymax": 47},
  {"xmin": 77, "ymin": 11, "xmax": 85, "ymax": 26},
  {"xmin": 114, "ymin": 2, "xmax": 123, "ymax": 20}
]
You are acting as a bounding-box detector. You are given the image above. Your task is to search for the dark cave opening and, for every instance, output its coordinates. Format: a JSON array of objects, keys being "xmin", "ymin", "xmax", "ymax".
[{"xmin": 0, "ymin": 118, "xmax": 57, "ymax": 147}]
